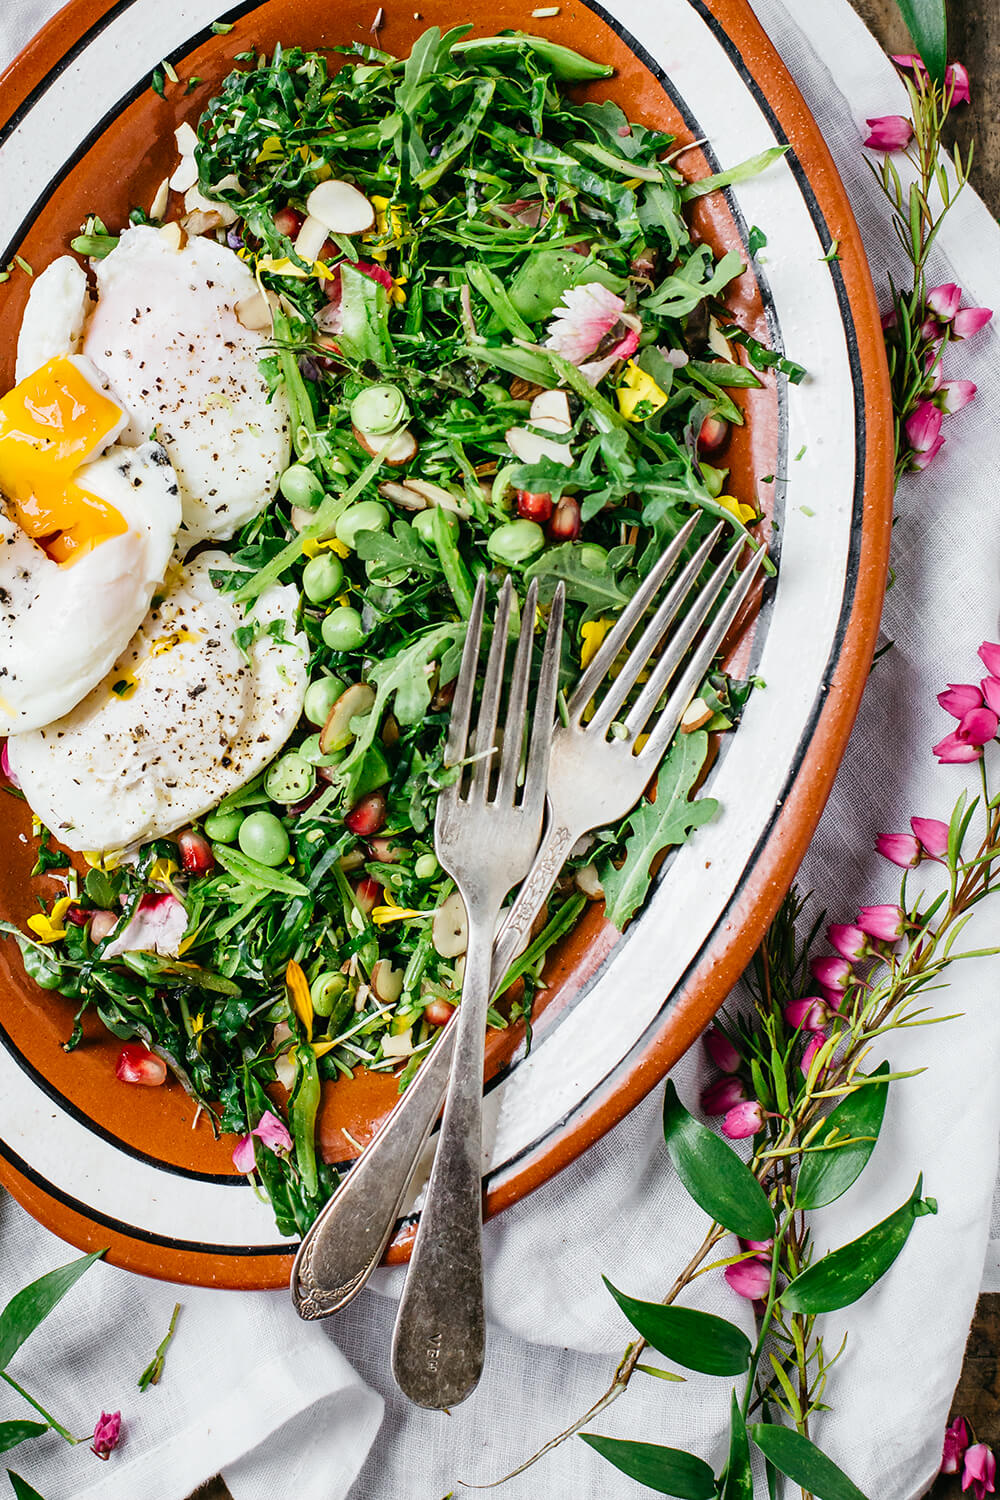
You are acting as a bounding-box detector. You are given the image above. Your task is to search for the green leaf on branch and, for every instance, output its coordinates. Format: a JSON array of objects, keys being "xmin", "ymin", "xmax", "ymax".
[
  {"xmin": 0, "ymin": 1252, "xmax": 103, "ymax": 1372},
  {"xmin": 894, "ymin": 0, "xmax": 948, "ymax": 85},
  {"xmin": 579, "ymin": 1436, "xmax": 717, "ymax": 1498},
  {"xmin": 601, "ymin": 732, "xmax": 718, "ymax": 929},
  {"xmin": 662, "ymin": 1080, "xmax": 775, "ymax": 1240},
  {"xmin": 0, "ymin": 1427, "xmax": 46, "ymax": 1457},
  {"xmin": 794, "ymin": 1063, "xmax": 891, "ymax": 1210},
  {"xmin": 780, "ymin": 1175, "xmax": 935, "ymax": 1314},
  {"xmin": 720, "ymin": 1392, "xmax": 754, "ymax": 1500},
  {"xmin": 602, "ymin": 1278, "xmax": 751, "ymax": 1376},
  {"xmin": 748, "ymin": 1424, "xmax": 870, "ymax": 1500},
  {"xmin": 8, "ymin": 1474, "xmax": 46, "ymax": 1500}
]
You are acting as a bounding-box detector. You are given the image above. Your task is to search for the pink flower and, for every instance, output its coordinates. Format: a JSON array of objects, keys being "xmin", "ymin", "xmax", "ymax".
[
  {"xmin": 827, "ymin": 923, "xmax": 867, "ymax": 962},
  {"xmin": 784, "ymin": 997, "xmax": 829, "ymax": 1032},
  {"xmin": 722, "ymin": 1101, "xmax": 765, "ymax": 1140},
  {"xmin": 963, "ymin": 1442, "xmax": 996, "ymax": 1498},
  {"xmin": 983, "ymin": 678, "xmax": 1000, "ymax": 716},
  {"xmin": 232, "ymin": 1133, "xmax": 257, "ymax": 1173},
  {"xmin": 911, "ymin": 816, "xmax": 949, "ymax": 858},
  {"xmin": 942, "ymin": 1417, "xmax": 971, "ymax": 1475},
  {"xmin": 939, "ymin": 683, "xmax": 985, "ymax": 719},
  {"xmin": 102, "ymin": 893, "xmax": 187, "ymax": 960},
  {"xmin": 544, "ymin": 282, "xmax": 641, "ymax": 385},
  {"xmin": 701, "ymin": 1076, "xmax": 746, "ymax": 1115},
  {"xmin": 800, "ymin": 1033, "xmax": 828, "ymax": 1078},
  {"xmin": 877, "ymin": 832, "xmax": 922, "ymax": 868},
  {"xmin": 856, "ymin": 903, "xmax": 906, "ymax": 941},
  {"xmin": 740, "ymin": 1237, "xmax": 774, "ymax": 1253},
  {"xmin": 953, "ymin": 305, "xmax": 993, "ymax": 340},
  {"xmin": 254, "ymin": 1110, "xmax": 292, "ymax": 1156},
  {"xmin": 91, "ymin": 1411, "xmax": 122, "ymax": 1461},
  {"xmin": 809, "ymin": 955, "xmax": 852, "ymax": 993},
  {"xmin": 892, "ymin": 55, "xmax": 971, "ymax": 106},
  {"xmin": 911, "ymin": 433, "xmax": 945, "ymax": 471},
  {"xmin": 927, "ymin": 283, "xmax": 963, "ymax": 322},
  {"xmin": 979, "ymin": 642, "xmax": 1000, "ymax": 678},
  {"xmin": 817, "ymin": 984, "xmax": 847, "ymax": 1012},
  {"xmin": 939, "ymin": 379, "xmax": 977, "ymax": 413},
  {"xmin": 704, "ymin": 1027, "xmax": 741, "ymax": 1074},
  {"xmin": 934, "ymin": 730, "xmax": 986, "ymax": 764},
  {"xmin": 931, "ymin": 694, "xmax": 1000, "ymax": 763},
  {"xmin": 725, "ymin": 1258, "xmax": 771, "ymax": 1300},
  {"xmin": 906, "ymin": 400, "xmax": 943, "ymax": 454},
  {"xmin": 864, "ymin": 115, "xmax": 913, "ymax": 151},
  {"xmin": 881, "ymin": 308, "xmax": 898, "ymax": 332}
]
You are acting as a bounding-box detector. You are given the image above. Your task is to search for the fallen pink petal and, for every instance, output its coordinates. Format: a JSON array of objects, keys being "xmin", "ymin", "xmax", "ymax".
[
  {"xmin": 856, "ymin": 904, "xmax": 906, "ymax": 941},
  {"xmin": 704, "ymin": 1027, "xmax": 741, "ymax": 1074},
  {"xmin": 939, "ymin": 683, "xmax": 985, "ymax": 720},
  {"xmin": 232, "ymin": 1133, "xmax": 257, "ymax": 1174},
  {"xmin": 877, "ymin": 832, "xmax": 922, "ymax": 868},
  {"xmin": 721, "ymin": 1101, "xmax": 765, "ymax": 1140},
  {"xmin": 863, "ymin": 114, "xmax": 913, "ymax": 152},
  {"xmin": 253, "ymin": 1110, "xmax": 292, "ymax": 1156},
  {"xmin": 701, "ymin": 1075, "xmax": 747, "ymax": 1116},
  {"xmin": 942, "ymin": 1416, "xmax": 971, "ymax": 1475},
  {"xmin": 724, "ymin": 1258, "xmax": 772, "ymax": 1300},
  {"xmin": 91, "ymin": 1410, "xmax": 122, "ymax": 1461}
]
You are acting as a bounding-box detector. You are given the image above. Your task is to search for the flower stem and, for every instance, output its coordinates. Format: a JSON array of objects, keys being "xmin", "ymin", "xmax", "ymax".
[{"xmin": 0, "ymin": 1370, "xmax": 79, "ymax": 1445}]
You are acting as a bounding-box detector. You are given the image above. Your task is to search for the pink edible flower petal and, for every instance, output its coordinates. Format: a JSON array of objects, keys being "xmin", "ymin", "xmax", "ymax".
[
  {"xmin": 578, "ymin": 325, "xmax": 640, "ymax": 386},
  {"xmin": 911, "ymin": 816, "xmax": 950, "ymax": 857},
  {"xmin": 891, "ymin": 51, "xmax": 924, "ymax": 71},
  {"xmin": 939, "ymin": 379, "xmax": 977, "ymax": 413},
  {"xmin": 102, "ymin": 893, "xmax": 187, "ymax": 960},
  {"xmin": 953, "ymin": 305, "xmax": 993, "ymax": 340},
  {"xmin": 864, "ymin": 114, "xmax": 913, "ymax": 151},
  {"xmin": 809, "ymin": 955, "xmax": 852, "ymax": 992},
  {"xmin": 91, "ymin": 1411, "xmax": 122, "ymax": 1461},
  {"xmin": 876, "ymin": 832, "xmax": 922, "ymax": 868},
  {"xmin": 544, "ymin": 281, "xmax": 631, "ymax": 364},
  {"xmin": 927, "ymin": 283, "xmax": 963, "ymax": 322},
  {"xmin": 856, "ymin": 903, "xmax": 906, "ymax": 941},
  {"xmin": 253, "ymin": 1110, "xmax": 292, "ymax": 1156},
  {"xmin": 962, "ymin": 1442, "xmax": 996, "ymax": 1498},
  {"xmin": 939, "ymin": 683, "xmax": 985, "ymax": 719},
  {"xmin": 784, "ymin": 998, "xmax": 829, "ymax": 1032},
  {"xmin": 232, "ymin": 1133, "xmax": 257, "ymax": 1174},
  {"xmin": 704, "ymin": 1027, "xmax": 741, "ymax": 1073},
  {"xmin": 722, "ymin": 1101, "xmax": 765, "ymax": 1140},
  {"xmin": 978, "ymin": 642, "xmax": 1000, "ymax": 678},
  {"xmin": 725, "ymin": 1258, "xmax": 771, "ymax": 1300},
  {"xmin": 943, "ymin": 1417, "xmax": 971, "ymax": 1476},
  {"xmin": 906, "ymin": 400, "xmax": 943, "ymax": 453},
  {"xmin": 827, "ymin": 923, "xmax": 867, "ymax": 962},
  {"xmin": 701, "ymin": 1075, "xmax": 746, "ymax": 1116}
]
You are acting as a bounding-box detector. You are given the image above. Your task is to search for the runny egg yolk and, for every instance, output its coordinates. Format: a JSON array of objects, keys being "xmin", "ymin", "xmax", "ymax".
[{"xmin": 0, "ymin": 355, "xmax": 127, "ymax": 565}]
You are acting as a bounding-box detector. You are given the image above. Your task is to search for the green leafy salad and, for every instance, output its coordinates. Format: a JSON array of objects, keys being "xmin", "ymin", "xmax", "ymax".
[{"xmin": 6, "ymin": 26, "xmax": 788, "ymax": 1235}]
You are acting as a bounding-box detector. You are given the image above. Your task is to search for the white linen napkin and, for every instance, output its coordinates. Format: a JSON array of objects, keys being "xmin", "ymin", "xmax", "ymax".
[{"xmin": 0, "ymin": 1, "xmax": 998, "ymax": 1498}]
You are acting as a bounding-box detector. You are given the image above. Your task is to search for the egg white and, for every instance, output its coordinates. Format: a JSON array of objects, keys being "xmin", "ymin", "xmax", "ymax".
[
  {"xmin": 7, "ymin": 552, "xmax": 308, "ymax": 851},
  {"xmin": 14, "ymin": 257, "xmax": 92, "ymax": 386},
  {"xmin": 0, "ymin": 439, "xmax": 182, "ymax": 734}
]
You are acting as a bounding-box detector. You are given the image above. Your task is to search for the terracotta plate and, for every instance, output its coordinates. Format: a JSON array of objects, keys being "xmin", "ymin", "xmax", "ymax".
[{"xmin": 0, "ymin": 0, "xmax": 892, "ymax": 1287}]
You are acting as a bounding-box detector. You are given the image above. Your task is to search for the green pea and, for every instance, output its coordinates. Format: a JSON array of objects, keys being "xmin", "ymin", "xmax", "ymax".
[
  {"xmin": 335, "ymin": 501, "xmax": 390, "ymax": 550},
  {"xmin": 322, "ymin": 606, "xmax": 368, "ymax": 651},
  {"xmin": 304, "ymin": 675, "xmax": 347, "ymax": 726},
  {"xmin": 279, "ymin": 463, "xmax": 325, "ymax": 510},
  {"xmin": 299, "ymin": 732, "xmax": 345, "ymax": 768},
  {"xmin": 350, "ymin": 384, "xmax": 409, "ymax": 435},
  {"xmin": 302, "ymin": 553, "xmax": 345, "ymax": 604},
  {"xmin": 578, "ymin": 543, "xmax": 608, "ymax": 572},
  {"xmin": 413, "ymin": 507, "xmax": 458, "ymax": 544},
  {"xmin": 203, "ymin": 808, "xmax": 244, "ymax": 843},
  {"xmin": 311, "ymin": 971, "xmax": 347, "ymax": 1017},
  {"xmin": 486, "ymin": 519, "xmax": 545, "ymax": 567},
  {"xmin": 238, "ymin": 810, "xmax": 291, "ymax": 866},
  {"xmin": 414, "ymin": 853, "xmax": 439, "ymax": 880},
  {"xmin": 264, "ymin": 753, "xmax": 316, "ymax": 805}
]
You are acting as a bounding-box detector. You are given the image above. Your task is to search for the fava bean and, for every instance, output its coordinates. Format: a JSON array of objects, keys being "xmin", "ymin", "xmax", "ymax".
[
  {"xmin": 486, "ymin": 519, "xmax": 545, "ymax": 567},
  {"xmin": 302, "ymin": 553, "xmax": 344, "ymax": 603},
  {"xmin": 322, "ymin": 606, "xmax": 368, "ymax": 651},
  {"xmin": 304, "ymin": 675, "xmax": 347, "ymax": 726},
  {"xmin": 279, "ymin": 463, "xmax": 325, "ymax": 510},
  {"xmin": 335, "ymin": 501, "xmax": 389, "ymax": 549},
  {"xmin": 238, "ymin": 811, "xmax": 291, "ymax": 866},
  {"xmin": 203, "ymin": 808, "xmax": 244, "ymax": 843}
]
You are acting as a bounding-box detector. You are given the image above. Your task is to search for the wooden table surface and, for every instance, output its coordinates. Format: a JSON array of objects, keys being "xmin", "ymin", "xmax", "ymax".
[{"xmin": 187, "ymin": 6, "xmax": 999, "ymax": 1498}]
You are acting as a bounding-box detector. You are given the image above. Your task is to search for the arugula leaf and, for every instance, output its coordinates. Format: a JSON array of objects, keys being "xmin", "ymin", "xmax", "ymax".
[
  {"xmin": 680, "ymin": 146, "xmax": 788, "ymax": 201},
  {"xmin": 525, "ymin": 541, "xmax": 633, "ymax": 616},
  {"xmin": 642, "ymin": 246, "xmax": 744, "ymax": 319},
  {"xmin": 337, "ymin": 264, "xmax": 392, "ymax": 366},
  {"xmin": 355, "ymin": 521, "xmax": 443, "ymax": 580},
  {"xmin": 601, "ymin": 731, "xmax": 718, "ymax": 928}
]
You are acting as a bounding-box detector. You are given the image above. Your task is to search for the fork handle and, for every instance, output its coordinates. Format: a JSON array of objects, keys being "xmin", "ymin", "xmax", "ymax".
[{"xmin": 391, "ymin": 916, "xmax": 496, "ymax": 1407}]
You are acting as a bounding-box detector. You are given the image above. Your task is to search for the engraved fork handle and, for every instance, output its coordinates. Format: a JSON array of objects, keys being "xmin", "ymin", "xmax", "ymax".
[{"xmin": 290, "ymin": 817, "xmax": 579, "ymax": 1321}]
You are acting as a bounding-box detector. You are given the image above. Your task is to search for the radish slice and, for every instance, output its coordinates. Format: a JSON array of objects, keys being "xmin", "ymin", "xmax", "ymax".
[
  {"xmin": 352, "ymin": 424, "xmax": 418, "ymax": 465},
  {"xmin": 505, "ymin": 426, "xmax": 573, "ymax": 466},
  {"xmin": 293, "ymin": 214, "xmax": 330, "ymax": 262},
  {"xmin": 307, "ymin": 180, "xmax": 376, "ymax": 235},
  {"xmin": 184, "ymin": 184, "xmax": 237, "ymax": 226},
  {"xmin": 529, "ymin": 389, "xmax": 572, "ymax": 433}
]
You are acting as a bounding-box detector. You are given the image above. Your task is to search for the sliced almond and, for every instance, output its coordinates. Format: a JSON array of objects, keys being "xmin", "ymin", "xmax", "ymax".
[
  {"xmin": 372, "ymin": 960, "xmax": 405, "ymax": 1005},
  {"xmin": 381, "ymin": 1027, "xmax": 415, "ymax": 1058},
  {"xmin": 182, "ymin": 208, "xmax": 225, "ymax": 237},
  {"xmin": 379, "ymin": 480, "xmax": 428, "ymax": 511},
  {"xmin": 574, "ymin": 863, "xmax": 605, "ymax": 899},
  {"xmin": 403, "ymin": 478, "xmax": 472, "ymax": 517},
  {"xmin": 293, "ymin": 213, "xmax": 330, "ymax": 263},
  {"xmin": 157, "ymin": 221, "xmax": 188, "ymax": 253},
  {"xmin": 234, "ymin": 289, "xmax": 278, "ymax": 332},
  {"xmin": 505, "ymin": 425, "xmax": 573, "ymax": 467},
  {"xmin": 529, "ymin": 389, "xmax": 572, "ymax": 433},
  {"xmin": 169, "ymin": 155, "xmax": 199, "ymax": 194},
  {"xmin": 184, "ymin": 184, "xmax": 237, "ymax": 226},
  {"xmin": 306, "ymin": 179, "xmax": 375, "ymax": 235},
  {"xmin": 174, "ymin": 121, "xmax": 198, "ymax": 157},
  {"xmin": 433, "ymin": 891, "xmax": 468, "ymax": 958},
  {"xmin": 707, "ymin": 317, "xmax": 737, "ymax": 364},
  {"xmin": 680, "ymin": 697, "xmax": 713, "ymax": 733},
  {"xmin": 352, "ymin": 424, "xmax": 417, "ymax": 466},
  {"xmin": 149, "ymin": 176, "xmax": 170, "ymax": 222},
  {"xmin": 274, "ymin": 1051, "xmax": 296, "ymax": 1091},
  {"xmin": 319, "ymin": 682, "xmax": 377, "ymax": 755}
]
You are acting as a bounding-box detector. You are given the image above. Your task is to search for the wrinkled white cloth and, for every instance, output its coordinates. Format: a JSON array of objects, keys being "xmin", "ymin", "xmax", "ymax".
[{"xmin": 2, "ymin": 0, "xmax": 1000, "ymax": 1497}]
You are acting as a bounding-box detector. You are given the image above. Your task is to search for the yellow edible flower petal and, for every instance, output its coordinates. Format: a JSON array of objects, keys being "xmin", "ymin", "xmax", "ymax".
[
  {"xmin": 150, "ymin": 857, "xmax": 179, "ymax": 893},
  {"xmin": 27, "ymin": 896, "xmax": 74, "ymax": 944},
  {"xmin": 302, "ymin": 537, "xmax": 350, "ymax": 560},
  {"xmin": 84, "ymin": 849, "xmax": 122, "ymax": 870},
  {"xmin": 254, "ymin": 135, "xmax": 284, "ymax": 165},
  {"xmin": 617, "ymin": 361, "xmax": 668, "ymax": 422},
  {"xmin": 286, "ymin": 958, "xmax": 314, "ymax": 1040},
  {"xmin": 579, "ymin": 617, "xmax": 614, "ymax": 669},
  {"xmin": 716, "ymin": 493, "xmax": 757, "ymax": 526},
  {"xmin": 372, "ymin": 905, "xmax": 426, "ymax": 926}
]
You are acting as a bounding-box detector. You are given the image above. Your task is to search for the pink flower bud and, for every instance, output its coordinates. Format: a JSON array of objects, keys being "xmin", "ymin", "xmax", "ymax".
[
  {"xmin": 856, "ymin": 903, "xmax": 906, "ymax": 941},
  {"xmin": 724, "ymin": 1258, "xmax": 772, "ymax": 1300},
  {"xmin": 740, "ymin": 1237, "xmax": 774, "ymax": 1253},
  {"xmin": 881, "ymin": 308, "xmax": 898, "ymax": 332},
  {"xmin": 979, "ymin": 642, "xmax": 1000, "ymax": 678},
  {"xmin": 827, "ymin": 923, "xmax": 867, "ymax": 962},
  {"xmin": 863, "ymin": 115, "xmax": 913, "ymax": 151},
  {"xmin": 942, "ymin": 1416, "xmax": 971, "ymax": 1475},
  {"xmin": 927, "ymin": 282, "xmax": 963, "ymax": 321},
  {"xmin": 906, "ymin": 400, "xmax": 943, "ymax": 453},
  {"xmin": 962, "ymin": 706, "xmax": 1000, "ymax": 746},
  {"xmin": 818, "ymin": 983, "xmax": 847, "ymax": 1012},
  {"xmin": 953, "ymin": 305, "xmax": 993, "ymax": 340},
  {"xmin": 891, "ymin": 52, "xmax": 923, "ymax": 71},
  {"xmin": 947, "ymin": 61, "xmax": 971, "ymax": 105},
  {"xmin": 962, "ymin": 1441, "xmax": 996, "ymax": 1499},
  {"xmin": 983, "ymin": 679, "xmax": 1000, "ymax": 716},
  {"xmin": 91, "ymin": 1410, "xmax": 122, "ymax": 1461},
  {"xmin": 722, "ymin": 1101, "xmax": 765, "ymax": 1140},
  {"xmin": 253, "ymin": 1110, "xmax": 292, "ymax": 1156},
  {"xmin": 701, "ymin": 1076, "xmax": 746, "ymax": 1116},
  {"xmin": 785, "ymin": 997, "xmax": 830, "ymax": 1032},
  {"xmin": 877, "ymin": 832, "xmax": 922, "ymax": 868},
  {"xmin": 939, "ymin": 379, "xmax": 976, "ymax": 413},
  {"xmin": 910, "ymin": 433, "xmax": 945, "ymax": 471},
  {"xmin": 939, "ymin": 683, "xmax": 984, "ymax": 719},
  {"xmin": 809, "ymin": 955, "xmax": 852, "ymax": 992},
  {"xmin": 800, "ymin": 1033, "xmax": 828, "ymax": 1078},
  {"xmin": 933, "ymin": 729, "xmax": 985, "ymax": 764},
  {"xmin": 911, "ymin": 816, "xmax": 949, "ymax": 857},
  {"xmin": 232, "ymin": 1133, "xmax": 257, "ymax": 1174},
  {"xmin": 704, "ymin": 1027, "xmax": 741, "ymax": 1074}
]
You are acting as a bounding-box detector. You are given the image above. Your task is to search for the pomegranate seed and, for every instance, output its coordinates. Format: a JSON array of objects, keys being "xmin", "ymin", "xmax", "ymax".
[
  {"xmin": 116, "ymin": 1043, "xmax": 167, "ymax": 1087},
  {"xmin": 273, "ymin": 205, "xmax": 304, "ymax": 239},
  {"xmin": 177, "ymin": 829, "xmax": 215, "ymax": 875},
  {"xmin": 516, "ymin": 490, "xmax": 553, "ymax": 523},
  {"xmin": 89, "ymin": 910, "xmax": 118, "ymax": 943},
  {"xmin": 353, "ymin": 876, "xmax": 382, "ymax": 916},
  {"xmin": 547, "ymin": 496, "xmax": 581, "ymax": 542},
  {"xmin": 424, "ymin": 998, "xmax": 456, "ymax": 1028},
  {"xmin": 346, "ymin": 792, "xmax": 387, "ymax": 837},
  {"xmin": 64, "ymin": 906, "xmax": 90, "ymax": 927},
  {"xmin": 698, "ymin": 414, "xmax": 730, "ymax": 457}
]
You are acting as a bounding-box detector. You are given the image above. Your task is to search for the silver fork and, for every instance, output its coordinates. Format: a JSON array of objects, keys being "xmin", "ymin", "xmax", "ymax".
[
  {"xmin": 389, "ymin": 572, "xmax": 564, "ymax": 1409},
  {"xmin": 291, "ymin": 521, "xmax": 767, "ymax": 1327}
]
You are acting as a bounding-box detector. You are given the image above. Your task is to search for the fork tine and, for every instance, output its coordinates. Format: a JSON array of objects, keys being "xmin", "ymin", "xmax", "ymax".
[
  {"xmin": 470, "ymin": 576, "xmax": 513, "ymax": 800},
  {"xmin": 445, "ymin": 575, "xmax": 486, "ymax": 771},
  {"xmin": 623, "ymin": 536, "xmax": 750, "ymax": 738},
  {"xmin": 588, "ymin": 521, "xmax": 725, "ymax": 736},
  {"xmin": 523, "ymin": 581, "xmax": 564, "ymax": 809},
  {"xmin": 635, "ymin": 544, "xmax": 768, "ymax": 763},
  {"xmin": 566, "ymin": 513, "xmax": 701, "ymax": 719},
  {"xmin": 496, "ymin": 579, "xmax": 539, "ymax": 804}
]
